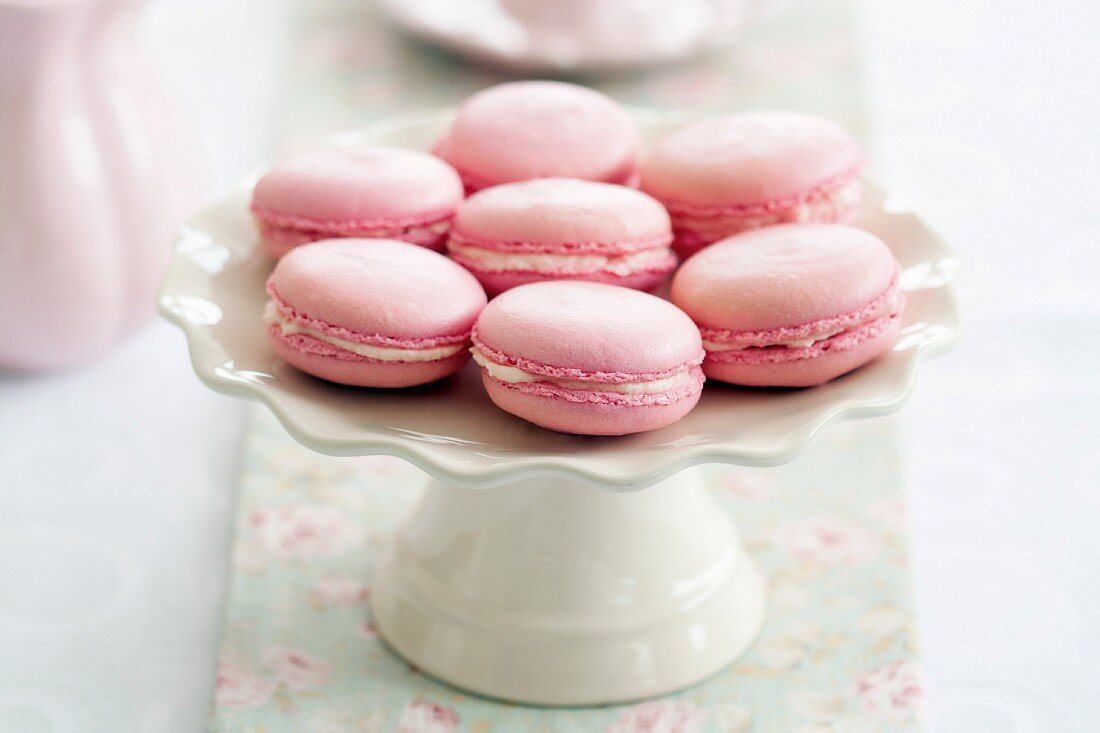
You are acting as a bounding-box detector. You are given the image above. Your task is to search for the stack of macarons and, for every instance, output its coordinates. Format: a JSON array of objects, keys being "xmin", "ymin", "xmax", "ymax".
[{"xmin": 250, "ymin": 80, "xmax": 906, "ymax": 436}]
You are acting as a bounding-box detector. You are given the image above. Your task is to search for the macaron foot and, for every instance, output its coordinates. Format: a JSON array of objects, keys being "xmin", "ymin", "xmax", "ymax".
[
  {"xmin": 269, "ymin": 329, "xmax": 471, "ymax": 388},
  {"xmin": 703, "ymin": 314, "xmax": 902, "ymax": 388},
  {"xmin": 482, "ymin": 374, "xmax": 702, "ymax": 436}
]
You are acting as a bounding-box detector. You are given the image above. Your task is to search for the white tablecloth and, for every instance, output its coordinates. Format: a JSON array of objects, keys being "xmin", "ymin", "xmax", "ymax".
[{"xmin": 0, "ymin": 1, "xmax": 1096, "ymax": 731}]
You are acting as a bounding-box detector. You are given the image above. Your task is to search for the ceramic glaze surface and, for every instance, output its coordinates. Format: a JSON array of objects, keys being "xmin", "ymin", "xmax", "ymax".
[
  {"xmin": 376, "ymin": 0, "xmax": 784, "ymax": 72},
  {"xmin": 372, "ymin": 468, "xmax": 765, "ymax": 705},
  {"xmin": 0, "ymin": 0, "xmax": 205, "ymax": 370},
  {"xmin": 159, "ymin": 110, "xmax": 961, "ymax": 489}
]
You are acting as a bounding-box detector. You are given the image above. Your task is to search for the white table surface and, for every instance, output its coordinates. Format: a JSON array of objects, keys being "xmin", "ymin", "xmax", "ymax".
[{"xmin": 1, "ymin": 1, "xmax": 1097, "ymax": 731}]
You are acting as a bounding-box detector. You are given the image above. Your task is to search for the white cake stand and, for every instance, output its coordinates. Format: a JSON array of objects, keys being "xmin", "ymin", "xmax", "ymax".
[{"xmin": 159, "ymin": 110, "xmax": 960, "ymax": 706}]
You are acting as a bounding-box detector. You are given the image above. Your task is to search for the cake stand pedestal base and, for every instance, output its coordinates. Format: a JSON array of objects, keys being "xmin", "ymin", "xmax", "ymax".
[{"xmin": 371, "ymin": 467, "xmax": 766, "ymax": 706}]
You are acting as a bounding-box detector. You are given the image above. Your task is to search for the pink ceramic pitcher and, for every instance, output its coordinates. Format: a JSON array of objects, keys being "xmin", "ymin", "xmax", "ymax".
[{"xmin": 0, "ymin": 0, "xmax": 206, "ymax": 371}]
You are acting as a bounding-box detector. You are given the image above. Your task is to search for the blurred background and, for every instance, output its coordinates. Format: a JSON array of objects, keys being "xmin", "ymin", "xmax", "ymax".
[{"xmin": 0, "ymin": 0, "xmax": 1097, "ymax": 731}]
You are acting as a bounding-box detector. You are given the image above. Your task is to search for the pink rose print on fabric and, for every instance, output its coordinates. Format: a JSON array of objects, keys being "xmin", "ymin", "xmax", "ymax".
[
  {"xmin": 773, "ymin": 517, "xmax": 881, "ymax": 566},
  {"xmin": 855, "ymin": 660, "xmax": 922, "ymax": 721},
  {"xmin": 261, "ymin": 646, "xmax": 332, "ymax": 691},
  {"xmin": 652, "ymin": 68, "xmax": 730, "ymax": 108},
  {"xmin": 396, "ymin": 699, "xmax": 459, "ymax": 733},
  {"xmin": 721, "ymin": 471, "xmax": 777, "ymax": 500},
  {"xmin": 606, "ymin": 700, "xmax": 707, "ymax": 733},
  {"xmin": 248, "ymin": 502, "xmax": 362, "ymax": 561},
  {"xmin": 865, "ymin": 496, "xmax": 909, "ymax": 535},
  {"xmin": 215, "ymin": 656, "xmax": 275, "ymax": 710},
  {"xmin": 312, "ymin": 575, "xmax": 369, "ymax": 606}
]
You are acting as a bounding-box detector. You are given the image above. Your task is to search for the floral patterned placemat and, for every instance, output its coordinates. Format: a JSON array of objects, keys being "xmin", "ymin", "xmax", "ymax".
[{"xmin": 212, "ymin": 411, "xmax": 919, "ymax": 733}]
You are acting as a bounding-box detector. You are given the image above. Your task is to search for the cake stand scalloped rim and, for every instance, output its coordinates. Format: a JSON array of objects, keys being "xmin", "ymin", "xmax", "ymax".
[{"xmin": 159, "ymin": 248, "xmax": 960, "ymax": 491}]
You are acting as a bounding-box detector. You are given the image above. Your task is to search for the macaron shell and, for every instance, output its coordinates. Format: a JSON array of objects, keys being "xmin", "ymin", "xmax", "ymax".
[
  {"xmin": 452, "ymin": 178, "xmax": 671, "ymax": 250},
  {"xmin": 269, "ymin": 329, "xmax": 469, "ymax": 388},
  {"xmin": 482, "ymin": 372, "xmax": 703, "ymax": 436},
  {"xmin": 260, "ymin": 217, "xmax": 449, "ymax": 259},
  {"xmin": 435, "ymin": 81, "xmax": 640, "ymax": 188},
  {"xmin": 671, "ymin": 224, "xmax": 898, "ymax": 332},
  {"xmin": 475, "ymin": 281, "xmax": 703, "ymax": 376},
  {"xmin": 251, "ymin": 146, "xmax": 462, "ymax": 224},
  {"xmin": 640, "ymin": 112, "xmax": 862, "ymax": 210},
  {"xmin": 703, "ymin": 313, "xmax": 901, "ymax": 387},
  {"xmin": 263, "ymin": 237, "xmax": 302, "ymax": 260},
  {"xmin": 269, "ymin": 239, "xmax": 487, "ymax": 341}
]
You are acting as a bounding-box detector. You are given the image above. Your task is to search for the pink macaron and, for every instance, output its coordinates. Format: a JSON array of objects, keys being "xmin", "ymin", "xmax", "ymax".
[
  {"xmin": 264, "ymin": 239, "xmax": 487, "ymax": 387},
  {"xmin": 433, "ymin": 81, "xmax": 640, "ymax": 193},
  {"xmin": 670, "ymin": 224, "xmax": 904, "ymax": 388},
  {"xmin": 446, "ymin": 178, "xmax": 676, "ymax": 296},
  {"xmin": 250, "ymin": 146, "xmax": 463, "ymax": 258},
  {"xmin": 471, "ymin": 281, "xmax": 705, "ymax": 435},
  {"xmin": 641, "ymin": 112, "xmax": 864, "ymax": 258}
]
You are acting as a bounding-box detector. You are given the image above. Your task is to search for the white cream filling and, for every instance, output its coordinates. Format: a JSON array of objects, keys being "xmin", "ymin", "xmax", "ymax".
[
  {"xmin": 703, "ymin": 329, "xmax": 844, "ymax": 352},
  {"xmin": 277, "ymin": 219, "xmax": 450, "ymax": 237},
  {"xmin": 450, "ymin": 243, "xmax": 671, "ymax": 276},
  {"xmin": 354, "ymin": 220, "xmax": 449, "ymax": 238},
  {"xmin": 471, "ymin": 346, "xmax": 692, "ymax": 394},
  {"xmin": 678, "ymin": 178, "xmax": 864, "ymax": 235},
  {"xmin": 790, "ymin": 177, "xmax": 863, "ymax": 221},
  {"xmin": 264, "ymin": 302, "xmax": 464, "ymax": 362},
  {"xmin": 703, "ymin": 288, "xmax": 899, "ymax": 352}
]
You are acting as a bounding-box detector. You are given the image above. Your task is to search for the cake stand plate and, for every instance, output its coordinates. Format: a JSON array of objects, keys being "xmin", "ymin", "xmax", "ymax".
[
  {"xmin": 375, "ymin": 0, "xmax": 786, "ymax": 73},
  {"xmin": 159, "ymin": 110, "xmax": 960, "ymax": 705}
]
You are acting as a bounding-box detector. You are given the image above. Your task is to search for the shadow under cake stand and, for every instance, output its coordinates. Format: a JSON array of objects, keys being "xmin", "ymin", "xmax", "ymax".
[{"xmin": 159, "ymin": 110, "xmax": 961, "ymax": 706}]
